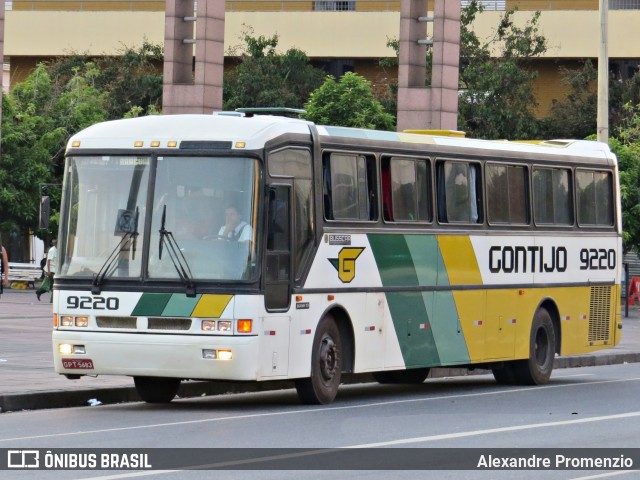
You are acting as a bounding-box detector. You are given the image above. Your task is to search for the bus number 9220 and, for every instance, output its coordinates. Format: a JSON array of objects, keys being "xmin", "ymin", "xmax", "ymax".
[
  {"xmin": 67, "ymin": 296, "xmax": 120, "ymax": 310},
  {"xmin": 579, "ymin": 248, "xmax": 616, "ymax": 271}
]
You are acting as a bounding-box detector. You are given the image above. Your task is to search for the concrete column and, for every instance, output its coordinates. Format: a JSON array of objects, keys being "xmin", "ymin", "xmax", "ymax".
[
  {"xmin": 397, "ymin": 0, "xmax": 431, "ymax": 130},
  {"xmin": 163, "ymin": 0, "xmax": 224, "ymax": 114},
  {"xmin": 397, "ymin": 0, "xmax": 460, "ymax": 132},
  {"xmin": 430, "ymin": 0, "xmax": 460, "ymax": 131}
]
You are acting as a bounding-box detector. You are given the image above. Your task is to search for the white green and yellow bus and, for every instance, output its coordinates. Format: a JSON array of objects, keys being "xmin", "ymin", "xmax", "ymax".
[{"xmin": 52, "ymin": 112, "xmax": 622, "ymax": 404}]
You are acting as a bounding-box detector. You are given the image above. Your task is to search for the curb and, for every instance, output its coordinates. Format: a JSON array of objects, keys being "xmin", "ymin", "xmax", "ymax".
[{"xmin": 2, "ymin": 353, "xmax": 638, "ymax": 413}]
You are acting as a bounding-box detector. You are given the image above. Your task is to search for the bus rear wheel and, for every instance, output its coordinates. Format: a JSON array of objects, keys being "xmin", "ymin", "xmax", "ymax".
[
  {"xmin": 373, "ymin": 368, "xmax": 430, "ymax": 384},
  {"xmin": 295, "ymin": 314, "xmax": 342, "ymax": 405},
  {"xmin": 511, "ymin": 308, "xmax": 556, "ymax": 385},
  {"xmin": 134, "ymin": 376, "xmax": 181, "ymax": 403}
]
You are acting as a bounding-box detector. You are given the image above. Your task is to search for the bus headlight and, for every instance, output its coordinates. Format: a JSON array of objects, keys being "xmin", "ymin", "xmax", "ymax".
[
  {"xmin": 75, "ymin": 316, "xmax": 89, "ymax": 327},
  {"xmin": 58, "ymin": 344, "xmax": 87, "ymax": 355},
  {"xmin": 201, "ymin": 320, "xmax": 234, "ymax": 332},
  {"xmin": 217, "ymin": 321, "xmax": 232, "ymax": 332},
  {"xmin": 202, "ymin": 320, "xmax": 216, "ymax": 331},
  {"xmin": 202, "ymin": 349, "xmax": 233, "ymax": 360}
]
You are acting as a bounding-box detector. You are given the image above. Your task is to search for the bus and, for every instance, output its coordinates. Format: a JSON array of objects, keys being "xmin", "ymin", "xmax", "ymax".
[{"xmin": 52, "ymin": 112, "xmax": 622, "ymax": 405}]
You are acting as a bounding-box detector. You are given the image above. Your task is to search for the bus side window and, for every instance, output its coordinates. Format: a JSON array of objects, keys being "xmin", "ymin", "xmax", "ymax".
[
  {"xmin": 533, "ymin": 167, "xmax": 573, "ymax": 226},
  {"xmin": 384, "ymin": 156, "xmax": 432, "ymax": 223},
  {"xmin": 437, "ymin": 160, "xmax": 482, "ymax": 224},
  {"xmin": 576, "ymin": 169, "xmax": 613, "ymax": 227},
  {"xmin": 323, "ymin": 152, "xmax": 377, "ymax": 221}
]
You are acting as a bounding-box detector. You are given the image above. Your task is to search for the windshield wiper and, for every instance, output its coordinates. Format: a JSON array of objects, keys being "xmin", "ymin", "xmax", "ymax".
[
  {"xmin": 91, "ymin": 208, "xmax": 139, "ymax": 295},
  {"xmin": 158, "ymin": 204, "xmax": 196, "ymax": 297}
]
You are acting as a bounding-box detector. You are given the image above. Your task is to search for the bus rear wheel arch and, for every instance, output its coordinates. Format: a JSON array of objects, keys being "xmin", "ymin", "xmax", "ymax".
[
  {"xmin": 134, "ymin": 376, "xmax": 181, "ymax": 403},
  {"xmin": 492, "ymin": 306, "xmax": 556, "ymax": 386}
]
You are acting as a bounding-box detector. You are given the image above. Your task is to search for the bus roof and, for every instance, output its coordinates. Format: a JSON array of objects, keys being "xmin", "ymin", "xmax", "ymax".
[
  {"xmin": 67, "ymin": 114, "xmax": 313, "ymax": 151},
  {"xmin": 68, "ymin": 114, "xmax": 614, "ymax": 163}
]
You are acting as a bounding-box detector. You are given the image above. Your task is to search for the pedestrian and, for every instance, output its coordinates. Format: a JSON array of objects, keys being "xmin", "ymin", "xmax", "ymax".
[
  {"xmin": 36, "ymin": 239, "xmax": 57, "ymax": 302},
  {"xmin": 0, "ymin": 242, "xmax": 9, "ymax": 295}
]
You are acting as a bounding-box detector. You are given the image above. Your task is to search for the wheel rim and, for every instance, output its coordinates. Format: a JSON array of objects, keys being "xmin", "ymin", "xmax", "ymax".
[{"xmin": 319, "ymin": 334, "xmax": 338, "ymax": 381}]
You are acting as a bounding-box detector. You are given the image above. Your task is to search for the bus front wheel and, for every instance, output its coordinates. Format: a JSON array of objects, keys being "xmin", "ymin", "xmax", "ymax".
[
  {"xmin": 512, "ymin": 308, "xmax": 556, "ymax": 385},
  {"xmin": 295, "ymin": 314, "xmax": 342, "ymax": 405},
  {"xmin": 134, "ymin": 376, "xmax": 181, "ymax": 403}
]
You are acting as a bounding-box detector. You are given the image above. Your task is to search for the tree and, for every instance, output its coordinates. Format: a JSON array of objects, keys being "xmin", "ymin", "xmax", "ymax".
[
  {"xmin": 1, "ymin": 43, "xmax": 163, "ymax": 243},
  {"xmin": 602, "ymin": 103, "xmax": 640, "ymax": 253},
  {"xmin": 1, "ymin": 63, "xmax": 109, "ymax": 239},
  {"xmin": 377, "ymin": 1, "xmax": 547, "ymax": 138},
  {"xmin": 223, "ymin": 34, "xmax": 325, "ymax": 110},
  {"xmin": 457, "ymin": 2, "xmax": 547, "ymax": 139},
  {"xmin": 540, "ymin": 60, "xmax": 597, "ymax": 139},
  {"xmin": 46, "ymin": 42, "xmax": 163, "ymax": 119},
  {"xmin": 303, "ymin": 72, "xmax": 396, "ymax": 130}
]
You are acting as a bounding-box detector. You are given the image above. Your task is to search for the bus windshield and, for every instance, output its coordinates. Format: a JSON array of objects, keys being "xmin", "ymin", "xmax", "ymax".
[{"xmin": 59, "ymin": 155, "xmax": 258, "ymax": 282}]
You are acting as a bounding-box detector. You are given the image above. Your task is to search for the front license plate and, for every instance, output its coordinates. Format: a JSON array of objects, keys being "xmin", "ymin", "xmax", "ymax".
[{"xmin": 62, "ymin": 358, "xmax": 94, "ymax": 370}]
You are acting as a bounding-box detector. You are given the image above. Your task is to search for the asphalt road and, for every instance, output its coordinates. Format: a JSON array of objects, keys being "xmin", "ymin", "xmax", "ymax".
[{"xmin": 1, "ymin": 363, "xmax": 639, "ymax": 480}]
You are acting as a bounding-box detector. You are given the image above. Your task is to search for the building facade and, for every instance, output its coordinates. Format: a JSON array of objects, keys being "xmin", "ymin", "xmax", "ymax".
[{"xmin": 3, "ymin": 0, "xmax": 640, "ymax": 116}]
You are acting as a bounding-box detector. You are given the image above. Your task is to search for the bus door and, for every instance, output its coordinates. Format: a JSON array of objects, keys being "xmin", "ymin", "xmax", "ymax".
[{"xmin": 260, "ymin": 185, "xmax": 292, "ymax": 378}]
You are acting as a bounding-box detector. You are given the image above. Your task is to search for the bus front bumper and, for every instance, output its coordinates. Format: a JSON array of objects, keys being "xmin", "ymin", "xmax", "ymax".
[{"xmin": 52, "ymin": 330, "xmax": 260, "ymax": 381}]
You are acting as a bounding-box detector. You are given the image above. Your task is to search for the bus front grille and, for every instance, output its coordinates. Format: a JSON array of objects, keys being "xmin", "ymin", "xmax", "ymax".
[
  {"xmin": 588, "ymin": 286, "xmax": 611, "ymax": 344},
  {"xmin": 148, "ymin": 317, "xmax": 193, "ymax": 330},
  {"xmin": 96, "ymin": 316, "xmax": 137, "ymax": 329}
]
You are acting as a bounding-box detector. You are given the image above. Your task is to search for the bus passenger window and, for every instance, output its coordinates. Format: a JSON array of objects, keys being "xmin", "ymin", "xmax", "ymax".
[
  {"xmin": 384, "ymin": 156, "xmax": 432, "ymax": 222},
  {"xmin": 486, "ymin": 164, "xmax": 529, "ymax": 225},
  {"xmin": 576, "ymin": 170, "xmax": 613, "ymax": 226},
  {"xmin": 533, "ymin": 167, "xmax": 573, "ymax": 226},
  {"xmin": 324, "ymin": 153, "xmax": 377, "ymax": 221},
  {"xmin": 437, "ymin": 160, "xmax": 482, "ymax": 224}
]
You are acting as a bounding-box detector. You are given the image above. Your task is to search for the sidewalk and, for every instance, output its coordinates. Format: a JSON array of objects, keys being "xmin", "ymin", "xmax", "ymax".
[{"xmin": 1, "ymin": 288, "xmax": 640, "ymax": 412}]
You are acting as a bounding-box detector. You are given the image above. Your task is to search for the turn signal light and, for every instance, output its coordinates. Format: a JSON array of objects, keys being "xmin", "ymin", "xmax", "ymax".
[{"xmin": 237, "ymin": 319, "xmax": 253, "ymax": 333}]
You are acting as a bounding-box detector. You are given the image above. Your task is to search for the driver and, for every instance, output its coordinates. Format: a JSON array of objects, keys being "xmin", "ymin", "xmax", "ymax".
[{"xmin": 218, "ymin": 204, "xmax": 252, "ymax": 243}]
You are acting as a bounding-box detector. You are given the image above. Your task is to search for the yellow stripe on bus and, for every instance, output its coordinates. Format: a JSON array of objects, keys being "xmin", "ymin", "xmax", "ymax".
[
  {"xmin": 437, "ymin": 235, "xmax": 483, "ymax": 285},
  {"xmin": 192, "ymin": 294, "xmax": 233, "ymax": 318}
]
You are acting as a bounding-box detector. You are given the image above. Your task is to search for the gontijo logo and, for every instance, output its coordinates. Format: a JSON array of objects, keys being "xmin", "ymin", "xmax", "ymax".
[{"xmin": 328, "ymin": 247, "xmax": 365, "ymax": 283}]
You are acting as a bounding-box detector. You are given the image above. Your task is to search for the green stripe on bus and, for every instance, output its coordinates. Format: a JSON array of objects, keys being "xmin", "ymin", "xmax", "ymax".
[
  {"xmin": 368, "ymin": 234, "xmax": 470, "ymax": 366},
  {"xmin": 131, "ymin": 293, "xmax": 173, "ymax": 316},
  {"xmin": 369, "ymin": 234, "xmax": 440, "ymax": 366},
  {"xmin": 368, "ymin": 234, "xmax": 418, "ymax": 286},
  {"xmin": 385, "ymin": 291, "xmax": 440, "ymax": 366},
  {"xmin": 162, "ymin": 294, "xmax": 202, "ymax": 317}
]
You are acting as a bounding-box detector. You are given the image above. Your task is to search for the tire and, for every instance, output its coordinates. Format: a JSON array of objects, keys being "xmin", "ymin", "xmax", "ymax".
[
  {"xmin": 373, "ymin": 368, "xmax": 430, "ymax": 384},
  {"xmin": 134, "ymin": 376, "xmax": 181, "ymax": 403},
  {"xmin": 295, "ymin": 314, "xmax": 342, "ymax": 405},
  {"xmin": 511, "ymin": 308, "xmax": 556, "ymax": 385}
]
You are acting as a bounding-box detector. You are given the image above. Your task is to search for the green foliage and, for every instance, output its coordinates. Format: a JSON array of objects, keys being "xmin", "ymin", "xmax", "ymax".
[
  {"xmin": 606, "ymin": 103, "xmax": 640, "ymax": 253},
  {"xmin": 458, "ymin": 3, "xmax": 546, "ymax": 139},
  {"xmin": 223, "ymin": 34, "xmax": 325, "ymax": 110},
  {"xmin": 46, "ymin": 42, "xmax": 163, "ymax": 119},
  {"xmin": 540, "ymin": 60, "xmax": 597, "ymax": 139},
  {"xmin": 303, "ymin": 72, "xmax": 396, "ymax": 131},
  {"xmin": 1, "ymin": 43, "xmax": 163, "ymax": 239},
  {"xmin": 1, "ymin": 63, "xmax": 107, "ymax": 236},
  {"xmin": 378, "ymin": 1, "xmax": 546, "ymax": 138}
]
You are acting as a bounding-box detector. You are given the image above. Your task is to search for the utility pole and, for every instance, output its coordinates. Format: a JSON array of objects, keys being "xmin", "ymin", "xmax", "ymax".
[{"xmin": 597, "ymin": 0, "xmax": 609, "ymax": 143}]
